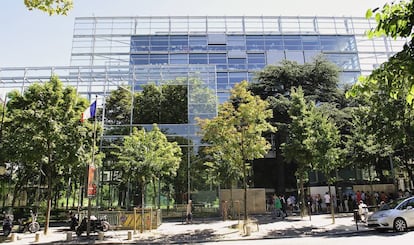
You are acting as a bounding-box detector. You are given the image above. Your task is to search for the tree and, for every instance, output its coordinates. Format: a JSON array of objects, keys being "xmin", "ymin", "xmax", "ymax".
[
  {"xmin": 305, "ymin": 103, "xmax": 342, "ymax": 223},
  {"xmin": 198, "ymin": 80, "xmax": 275, "ymax": 223},
  {"xmin": 112, "ymin": 124, "xmax": 181, "ymax": 213},
  {"xmin": 4, "ymin": 76, "xmax": 94, "ymax": 234},
  {"xmin": 281, "ymin": 87, "xmax": 313, "ymax": 216},
  {"xmin": 24, "ymin": 0, "xmax": 73, "ymax": 15},
  {"xmin": 249, "ymin": 55, "xmax": 341, "ymax": 193}
]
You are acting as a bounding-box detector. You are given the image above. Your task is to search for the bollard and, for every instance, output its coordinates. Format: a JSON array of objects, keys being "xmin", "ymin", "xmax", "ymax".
[
  {"xmin": 35, "ymin": 233, "xmax": 40, "ymax": 242},
  {"xmin": 66, "ymin": 232, "xmax": 72, "ymax": 241},
  {"xmin": 245, "ymin": 225, "xmax": 251, "ymax": 236},
  {"xmin": 127, "ymin": 231, "xmax": 132, "ymax": 240},
  {"xmin": 98, "ymin": 231, "xmax": 104, "ymax": 241}
]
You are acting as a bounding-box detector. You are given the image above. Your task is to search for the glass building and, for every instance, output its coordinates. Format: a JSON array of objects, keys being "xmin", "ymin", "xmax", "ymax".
[
  {"xmin": 70, "ymin": 16, "xmax": 405, "ymax": 103},
  {"xmin": 0, "ymin": 16, "xmax": 407, "ymax": 205}
]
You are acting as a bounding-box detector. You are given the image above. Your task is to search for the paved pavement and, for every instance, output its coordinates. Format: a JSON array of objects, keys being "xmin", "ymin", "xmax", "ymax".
[{"xmin": 2, "ymin": 212, "xmax": 372, "ymax": 244}]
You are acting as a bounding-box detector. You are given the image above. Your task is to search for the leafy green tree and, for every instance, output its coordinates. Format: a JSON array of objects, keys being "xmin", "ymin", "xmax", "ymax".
[
  {"xmin": 4, "ymin": 76, "xmax": 95, "ymax": 234},
  {"xmin": 112, "ymin": 124, "xmax": 181, "ymax": 210},
  {"xmin": 24, "ymin": 0, "xmax": 73, "ymax": 15},
  {"xmin": 198, "ymin": 81, "xmax": 275, "ymax": 222},
  {"xmin": 345, "ymin": 106, "xmax": 393, "ymax": 204},
  {"xmin": 305, "ymin": 104, "xmax": 342, "ymax": 223},
  {"xmin": 249, "ymin": 56, "xmax": 341, "ymax": 193},
  {"xmin": 281, "ymin": 87, "xmax": 313, "ymax": 216}
]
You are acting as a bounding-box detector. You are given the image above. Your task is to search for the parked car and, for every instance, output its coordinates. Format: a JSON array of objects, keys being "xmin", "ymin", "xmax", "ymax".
[{"xmin": 367, "ymin": 196, "xmax": 414, "ymax": 232}]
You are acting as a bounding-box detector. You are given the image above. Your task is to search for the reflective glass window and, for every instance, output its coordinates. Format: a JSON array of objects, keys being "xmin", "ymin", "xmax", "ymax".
[
  {"xmin": 208, "ymin": 44, "xmax": 227, "ymax": 51},
  {"xmin": 284, "ymin": 35, "xmax": 302, "ymax": 50},
  {"xmin": 302, "ymin": 36, "xmax": 321, "ymax": 50},
  {"xmin": 217, "ymin": 72, "xmax": 229, "ymax": 89},
  {"xmin": 130, "ymin": 54, "xmax": 149, "ymax": 65},
  {"xmin": 339, "ymin": 71, "xmax": 360, "ymax": 87},
  {"xmin": 189, "ymin": 53, "xmax": 208, "ymax": 64},
  {"xmin": 265, "ymin": 35, "xmax": 283, "ymax": 50},
  {"xmin": 266, "ymin": 50, "xmax": 285, "ymax": 65},
  {"xmin": 286, "ymin": 51, "xmax": 304, "ymax": 64},
  {"xmin": 149, "ymin": 54, "xmax": 168, "ymax": 64},
  {"xmin": 150, "ymin": 35, "xmax": 169, "ymax": 51},
  {"xmin": 228, "ymin": 58, "xmax": 246, "ymax": 69},
  {"xmin": 246, "ymin": 35, "xmax": 264, "ymax": 51},
  {"xmin": 130, "ymin": 36, "xmax": 150, "ymax": 52},
  {"xmin": 248, "ymin": 53, "xmax": 266, "ymax": 70},
  {"xmin": 325, "ymin": 53, "xmax": 360, "ymax": 70},
  {"xmin": 229, "ymin": 72, "xmax": 248, "ymax": 85},
  {"xmin": 189, "ymin": 36, "xmax": 207, "ymax": 51},
  {"xmin": 170, "ymin": 35, "xmax": 188, "ymax": 51},
  {"xmin": 227, "ymin": 35, "xmax": 246, "ymax": 50},
  {"xmin": 170, "ymin": 54, "xmax": 188, "ymax": 64}
]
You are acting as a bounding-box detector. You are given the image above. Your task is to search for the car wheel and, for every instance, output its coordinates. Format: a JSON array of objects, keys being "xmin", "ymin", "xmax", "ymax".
[{"xmin": 393, "ymin": 218, "xmax": 407, "ymax": 232}]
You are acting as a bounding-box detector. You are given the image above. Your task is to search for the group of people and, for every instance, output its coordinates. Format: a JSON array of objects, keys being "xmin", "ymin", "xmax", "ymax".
[{"xmin": 267, "ymin": 194, "xmax": 298, "ymax": 219}]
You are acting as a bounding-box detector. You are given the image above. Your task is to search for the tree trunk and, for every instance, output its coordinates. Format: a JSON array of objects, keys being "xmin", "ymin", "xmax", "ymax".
[
  {"xmin": 299, "ymin": 176, "xmax": 306, "ymax": 217},
  {"xmin": 44, "ymin": 172, "xmax": 52, "ymax": 235}
]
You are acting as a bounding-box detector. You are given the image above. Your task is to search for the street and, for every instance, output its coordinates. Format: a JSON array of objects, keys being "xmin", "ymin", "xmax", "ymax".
[{"xmin": 209, "ymin": 230, "xmax": 414, "ymax": 245}]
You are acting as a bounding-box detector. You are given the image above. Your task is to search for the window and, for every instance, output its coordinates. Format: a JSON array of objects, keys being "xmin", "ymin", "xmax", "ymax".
[
  {"xmin": 248, "ymin": 53, "xmax": 265, "ymax": 70},
  {"xmin": 246, "ymin": 35, "xmax": 264, "ymax": 51},
  {"xmin": 265, "ymin": 35, "xmax": 283, "ymax": 50},
  {"xmin": 150, "ymin": 35, "xmax": 169, "ymax": 51},
  {"xmin": 170, "ymin": 54, "xmax": 188, "ymax": 64},
  {"xmin": 130, "ymin": 36, "xmax": 150, "ymax": 52},
  {"xmin": 208, "ymin": 33, "xmax": 226, "ymax": 44},
  {"xmin": 283, "ymin": 35, "xmax": 302, "ymax": 50},
  {"xmin": 189, "ymin": 36, "xmax": 207, "ymax": 51},
  {"xmin": 130, "ymin": 54, "xmax": 149, "ymax": 65},
  {"xmin": 170, "ymin": 35, "xmax": 188, "ymax": 51},
  {"xmin": 149, "ymin": 54, "xmax": 168, "ymax": 64},
  {"xmin": 227, "ymin": 35, "xmax": 245, "ymax": 50},
  {"xmin": 189, "ymin": 53, "xmax": 208, "ymax": 64}
]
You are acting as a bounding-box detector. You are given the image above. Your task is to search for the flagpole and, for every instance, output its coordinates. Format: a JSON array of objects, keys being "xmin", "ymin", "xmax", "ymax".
[{"xmin": 87, "ymin": 95, "xmax": 98, "ymax": 237}]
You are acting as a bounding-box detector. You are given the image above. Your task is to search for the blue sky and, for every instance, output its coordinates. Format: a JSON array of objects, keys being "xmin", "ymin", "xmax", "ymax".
[{"xmin": 0, "ymin": 0, "xmax": 391, "ymax": 67}]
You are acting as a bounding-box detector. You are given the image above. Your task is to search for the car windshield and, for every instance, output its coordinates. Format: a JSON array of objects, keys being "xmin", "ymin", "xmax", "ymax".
[{"xmin": 379, "ymin": 198, "xmax": 406, "ymax": 210}]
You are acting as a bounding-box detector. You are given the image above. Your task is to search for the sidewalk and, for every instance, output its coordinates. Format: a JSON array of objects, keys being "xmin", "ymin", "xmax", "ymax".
[{"xmin": 2, "ymin": 213, "xmax": 371, "ymax": 244}]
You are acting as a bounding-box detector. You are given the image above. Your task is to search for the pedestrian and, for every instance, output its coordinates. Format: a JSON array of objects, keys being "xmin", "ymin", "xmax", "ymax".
[
  {"xmin": 186, "ymin": 199, "xmax": 193, "ymax": 224},
  {"xmin": 358, "ymin": 200, "xmax": 368, "ymax": 222},
  {"xmin": 273, "ymin": 194, "xmax": 283, "ymax": 219},
  {"xmin": 324, "ymin": 192, "xmax": 331, "ymax": 213}
]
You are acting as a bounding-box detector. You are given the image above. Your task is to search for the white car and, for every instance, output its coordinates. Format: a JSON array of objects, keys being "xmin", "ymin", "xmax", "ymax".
[{"xmin": 367, "ymin": 196, "xmax": 414, "ymax": 232}]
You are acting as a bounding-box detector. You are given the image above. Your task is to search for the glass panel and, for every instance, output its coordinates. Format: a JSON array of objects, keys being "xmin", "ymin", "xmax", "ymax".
[
  {"xmin": 130, "ymin": 54, "xmax": 149, "ymax": 65},
  {"xmin": 302, "ymin": 36, "xmax": 321, "ymax": 50},
  {"xmin": 130, "ymin": 36, "xmax": 150, "ymax": 52},
  {"xmin": 189, "ymin": 35, "xmax": 207, "ymax": 51},
  {"xmin": 248, "ymin": 53, "xmax": 266, "ymax": 70},
  {"xmin": 283, "ymin": 35, "xmax": 302, "ymax": 50},
  {"xmin": 170, "ymin": 35, "xmax": 188, "ymax": 51},
  {"xmin": 149, "ymin": 54, "xmax": 168, "ymax": 64},
  {"xmin": 227, "ymin": 35, "xmax": 246, "ymax": 50},
  {"xmin": 325, "ymin": 53, "xmax": 360, "ymax": 70},
  {"xmin": 265, "ymin": 35, "xmax": 283, "ymax": 50},
  {"xmin": 170, "ymin": 54, "xmax": 188, "ymax": 64},
  {"xmin": 229, "ymin": 72, "xmax": 248, "ymax": 85},
  {"xmin": 189, "ymin": 53, "xmax": 208, "ymax": 64},
  {"xmin": 228, "ymin": 58, "xmax": 246, "ymax": 69},
  {"xmin": 286, "ymin": 51, "xmax": 304, "ymax": 64},
  {"xmin": 266, "ymin": 50, "xmax": 285, "ymax": 65},
  {"xmin": 150, "ymin": 35, "xmax": 169, "ymax": 51},
  {"xmin": 246, "ymin": 35, "xmax": 264, "ymax": 51}
]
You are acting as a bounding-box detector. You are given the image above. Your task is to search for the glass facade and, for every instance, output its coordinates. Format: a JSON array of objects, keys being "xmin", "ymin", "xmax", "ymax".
[
  {"xmin": 70, "ymin": 16, "xmax": 406, "ymax": 102},
  {"xmin": 129, "ymin": 34, "xmax": 360, "ymax": 102}
]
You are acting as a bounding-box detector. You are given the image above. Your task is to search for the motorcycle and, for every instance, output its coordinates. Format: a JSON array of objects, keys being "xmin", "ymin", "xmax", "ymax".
[
  {"xmin": 17, "ymin": 210, "xmax": 40, "ymax": 233},
  {"xmin": 2, "ymin": 212, "xmax": 13, "ymax": 237},
  {"xmin": 76, "ymin": 215, "xmax": 110, "ymax": 236}
]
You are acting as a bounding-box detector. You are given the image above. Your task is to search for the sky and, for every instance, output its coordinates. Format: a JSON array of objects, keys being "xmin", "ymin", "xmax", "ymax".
[{"xmin": 0, "ymin": 0, "xmax": 392, "ymax": 67}]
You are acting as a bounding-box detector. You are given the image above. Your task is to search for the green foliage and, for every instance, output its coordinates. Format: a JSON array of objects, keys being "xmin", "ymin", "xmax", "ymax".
[
  {"xmin": 3, "ymin": 75, "xmax": 95, "ymax": 233},
  {"xmin": 111, "ymin": 124, "xmax": 182, "ymax": 206},
  {"xmin": 366, "ymin": 0, "xmax": 414, "ymax": 39},
  {"xmin": 24, "ymin": 0, "xmax": 73, "ymax": 15},
  {"xmin": 198, "ymin": 80, "xmax": 275, "ymax": 220}
]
